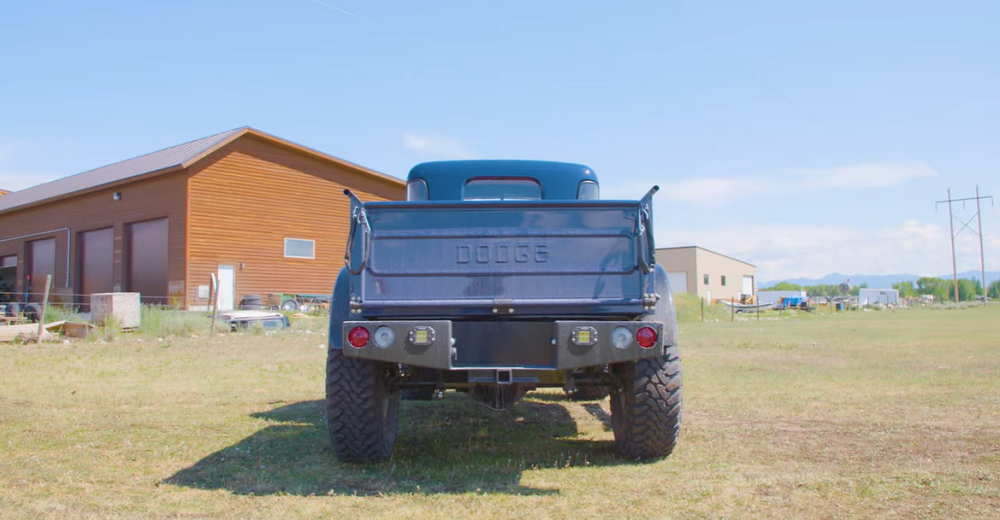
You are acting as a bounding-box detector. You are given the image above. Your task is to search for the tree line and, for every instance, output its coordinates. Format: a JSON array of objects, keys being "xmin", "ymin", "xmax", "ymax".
[
  {"xmin": 763, "ymin": 282, "xmax": 867, "ymax": 297},
  {"xmin": 892, "ymin": 277, "xmax": 999, "ymax": 302},
  {"xmin": 764, "ymin": 277, "xmax": 1000, "ymax": 302}
]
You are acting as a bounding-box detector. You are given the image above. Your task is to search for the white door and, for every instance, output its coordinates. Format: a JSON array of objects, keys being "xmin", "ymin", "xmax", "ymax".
[
  {"xmin": 217, "ymin": 265, "xmax": 235, "ymax": 311},
  {"xmin": 742, "ymin": 275, "xmax": 754, "ymax": 297}
]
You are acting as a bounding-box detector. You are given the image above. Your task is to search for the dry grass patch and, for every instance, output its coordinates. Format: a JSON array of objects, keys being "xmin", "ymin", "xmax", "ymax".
[{"xmin": 1, "ymin": 306, "xmax": 998, "ymax": 519}]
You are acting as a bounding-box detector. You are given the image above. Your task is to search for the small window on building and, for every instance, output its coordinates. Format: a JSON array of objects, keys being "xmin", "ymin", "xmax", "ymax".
[
  {"xmin": 284, "ymin": 238, "xmax": 315, "ymax": 259},
  {"xmin": 721, "ymin": 275, "xmax": 727, "ymax": 286},
  {"xmin": 703, "ymin": 274, "xmax": 709, "ymax": 285}
]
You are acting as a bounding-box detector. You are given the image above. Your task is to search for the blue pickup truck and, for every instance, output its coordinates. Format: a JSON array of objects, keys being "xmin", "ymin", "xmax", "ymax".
[{"xmin": 325, "ymin": 160, "xmax": 681, "ymax": 461}]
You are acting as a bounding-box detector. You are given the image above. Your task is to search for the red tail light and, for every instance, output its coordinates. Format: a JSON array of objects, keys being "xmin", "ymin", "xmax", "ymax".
[
  {"xmin": 636, "ymin": 327, "xmax": 657, "ymax": 349},
  {"xmin": 348, "ymin": 326, "xmax": 370, "ymax": 348}
]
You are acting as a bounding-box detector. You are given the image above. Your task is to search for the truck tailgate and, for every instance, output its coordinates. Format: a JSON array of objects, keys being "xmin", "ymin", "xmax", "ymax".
[{"xmin": 346, "ymin": 199, "xmax": 656, "ymax": 318}]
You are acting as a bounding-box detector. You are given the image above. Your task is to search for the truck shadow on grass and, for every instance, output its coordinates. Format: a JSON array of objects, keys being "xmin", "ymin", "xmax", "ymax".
[{"xmin": 164, "ymin": 393, "xmax": 632, "ymax": 496}]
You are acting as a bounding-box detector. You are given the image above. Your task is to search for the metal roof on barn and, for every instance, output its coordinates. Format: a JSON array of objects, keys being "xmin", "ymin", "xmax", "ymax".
[{"xmin": 0, "ymin": 127, "xmax": 402, "ymax": 215}]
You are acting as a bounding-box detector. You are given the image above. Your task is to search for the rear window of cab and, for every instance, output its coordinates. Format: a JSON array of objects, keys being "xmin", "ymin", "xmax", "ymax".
[{"xmin": 462, "ymin": 178, "xmax": 542, "ymax": 201}]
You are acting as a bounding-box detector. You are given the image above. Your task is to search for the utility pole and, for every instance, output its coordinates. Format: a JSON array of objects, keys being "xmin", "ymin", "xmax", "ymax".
[
  {"xmin": 946, "ymin": 189, "xmax": 958, "ymax": 302},
  {"xmin": 977, "ymin": 186, "xmax": 989, "ymax": 305},
  {"xmin": 936, "ymin": 188, "xmax": 994, "ymax": 304}
]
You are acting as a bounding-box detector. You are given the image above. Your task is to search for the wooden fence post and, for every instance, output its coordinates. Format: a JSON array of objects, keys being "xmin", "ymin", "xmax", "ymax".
[
  {"xmin": 209, "ymin": 274, "xmax": 218, "ymax": 336},
  {"xmin": 35, "ymin": 275, "xmax": 52, "ymax": 344}
]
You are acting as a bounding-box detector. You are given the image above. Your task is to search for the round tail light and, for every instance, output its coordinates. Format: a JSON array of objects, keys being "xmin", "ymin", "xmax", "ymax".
[
  {"xmin": 372, "ymin": 326, "xmax": 395, "ymax": 349},
  {"xmin": 636, "ymin": 326, "xmax": 658, "ymax": 349},
  {"xmin": 347, "ymin": 326, "xmax": 370, "ymax": 348}
]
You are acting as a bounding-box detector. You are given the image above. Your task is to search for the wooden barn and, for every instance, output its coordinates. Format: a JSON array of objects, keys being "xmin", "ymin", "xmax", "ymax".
[{"xmin": 0, "ymin": 127, "xmax": 404, "ymax": 311}]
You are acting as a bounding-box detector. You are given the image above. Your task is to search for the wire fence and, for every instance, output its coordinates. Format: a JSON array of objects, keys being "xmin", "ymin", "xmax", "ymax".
[{"xmin": 1, "ymin": 291, "xmax": 171, "ymax": 317}]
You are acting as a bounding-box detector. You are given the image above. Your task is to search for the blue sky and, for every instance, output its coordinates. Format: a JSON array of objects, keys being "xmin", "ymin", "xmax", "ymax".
[{"xmin": 1, "ymin": 0, "xmax": 997, "ymax": 281}]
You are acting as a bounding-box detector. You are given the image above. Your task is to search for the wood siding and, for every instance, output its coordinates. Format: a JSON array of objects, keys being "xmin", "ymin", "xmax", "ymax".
[
  {"xmin": 0, "ymin": 131, "xmax": 403, "ymax": 310},
  {"xmin": 186, "ymin": 135, "xmax": 404, "ymax": 308},
  {"xmin": 0, "ymin": 174, "xmax": 187, "ymax": 305}
]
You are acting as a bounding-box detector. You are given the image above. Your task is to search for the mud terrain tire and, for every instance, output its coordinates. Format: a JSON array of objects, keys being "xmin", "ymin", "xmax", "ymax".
[
  {"xmin": 325, "ymin": 348, "xmax": 399, "ymax": 462},
  {"xmin": 610, "ymin": 345, "xmax": 681, "ymax": 459}
]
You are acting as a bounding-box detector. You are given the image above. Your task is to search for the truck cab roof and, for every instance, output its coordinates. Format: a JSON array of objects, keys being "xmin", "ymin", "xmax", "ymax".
[{"xmin": 406, "ymin": 160, "xmax": 599, "ymax": 201}]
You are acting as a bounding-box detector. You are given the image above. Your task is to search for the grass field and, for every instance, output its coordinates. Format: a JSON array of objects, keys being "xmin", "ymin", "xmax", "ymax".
[{"xmin": 1, "ymin": 305, "xmax": 998, "ymax": 519}]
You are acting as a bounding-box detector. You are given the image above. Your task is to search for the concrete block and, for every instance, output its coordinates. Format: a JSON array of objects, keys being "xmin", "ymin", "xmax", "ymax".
[{"xmin": 90, "ymin": 292, "xmax": 141, "ymax": 329}]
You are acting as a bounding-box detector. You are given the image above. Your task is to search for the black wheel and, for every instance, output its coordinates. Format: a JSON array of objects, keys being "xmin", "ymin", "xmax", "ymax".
[
  {"xmin": 5, "ymin": 302, "xmax": 21, "ymax": 318},
  {"xmin": 23, "ymin": 303, "xmax": 42, "ymax": 323},
  {"xmin": 610, "ymin": 345, "xmax": 681, "ymax": 459},
  {"xmin": 566, "ymin": 385, "xmax": 610, "ymax": 401},
  {"xmin": 280, "ymin": 299, "xmax": 299, "ymax": 311},
  {"xmin": 325, "ymin": 348, "xmax": 399, "ymax": 462}
]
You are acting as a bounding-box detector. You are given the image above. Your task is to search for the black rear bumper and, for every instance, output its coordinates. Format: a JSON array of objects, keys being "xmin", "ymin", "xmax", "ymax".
[{"xmin": 341, "ymin": 320, "xmax": 666, "ymax": 371}]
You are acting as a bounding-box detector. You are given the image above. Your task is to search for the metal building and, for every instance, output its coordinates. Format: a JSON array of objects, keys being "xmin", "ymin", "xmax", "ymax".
[
  {"xmin": 656, "ymin": 246, "xmax": 757, "ymax": 302},
  {"xmin": 858, "ymin": 288, "xmax": 899, "ymax": 307},
  {"xmin": 0, "ymin": 127, "xmax": 404, "ymax": 310}
]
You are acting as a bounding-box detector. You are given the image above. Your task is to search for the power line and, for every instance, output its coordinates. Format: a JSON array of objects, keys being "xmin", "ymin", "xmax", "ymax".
[{"xmin": 936, "ymin": 187, "xmax": 994, "ymax": 303}]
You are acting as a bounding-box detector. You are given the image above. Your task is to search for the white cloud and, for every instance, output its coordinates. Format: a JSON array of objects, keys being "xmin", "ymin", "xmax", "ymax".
[
  {"xmin": 656, "ymin": 161, "xmax": 939, "ymax": 208},
  {"xmin": 402, "ymin": 132, "xmax": 476, "ymax": 160},
  {"xmin": 656, "ymin": 219, "xmax": 998, "ymax": 282}
]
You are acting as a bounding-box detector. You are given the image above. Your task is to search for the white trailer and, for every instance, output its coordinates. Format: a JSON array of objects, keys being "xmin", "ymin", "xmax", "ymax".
[{"xmin": 858, "ymin": 288, "xmax": 899, "ymax": 307}]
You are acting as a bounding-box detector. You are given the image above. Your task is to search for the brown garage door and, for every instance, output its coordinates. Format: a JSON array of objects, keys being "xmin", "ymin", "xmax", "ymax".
[
  {"xmin": 126, "ymin": 218, "xmax": 168, "ymax": 305},
  {"xmin": 78, "ymin": 228, "xmax": 114, "ymax": 310},
  {"xmin": 27, "ymin": 238, "xmax": 56, "ymax": 303}
]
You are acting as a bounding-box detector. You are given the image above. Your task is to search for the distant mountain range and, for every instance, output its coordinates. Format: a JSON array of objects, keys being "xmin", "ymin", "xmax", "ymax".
[{"xmin": 762, "ymin": 271, "xmax": 1000, "ymax": 289}]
